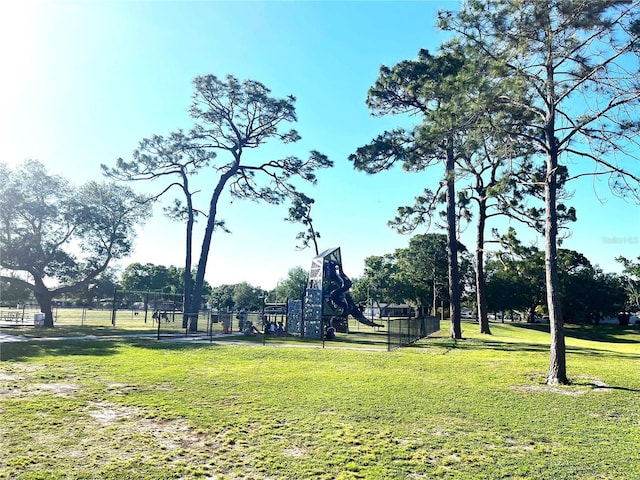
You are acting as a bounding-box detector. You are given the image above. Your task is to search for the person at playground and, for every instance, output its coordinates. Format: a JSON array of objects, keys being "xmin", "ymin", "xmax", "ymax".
[
  {"xmin": 276, "ymin": 321, "xmax": 285, "ymax": 336},
  {"xmin": 325, "ymin": 323, "xmax": 336, "ymax": 340},
  {"xmin": 243, "ymin": 321, "xmax": 261, "ymax": 336}
]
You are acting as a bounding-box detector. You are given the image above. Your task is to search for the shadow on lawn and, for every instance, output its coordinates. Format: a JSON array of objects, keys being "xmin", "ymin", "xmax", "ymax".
[
  {"xmin": 415, "ymin": 332, "xmax": 639, "ymax": 359},
  {"xmin": 0, "ymin": 339, "xmax": 123, "ymax": 361},
  {"xmin": 511, "ymin": 322, "xmax": 640, "ymax": 344}
]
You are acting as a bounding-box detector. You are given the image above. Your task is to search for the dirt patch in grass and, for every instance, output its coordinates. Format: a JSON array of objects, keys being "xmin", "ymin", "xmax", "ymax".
[
  {"xmin": 80, "ymin": 400, "xmax": 248, "ymax": 476},
  {"xmin": 282, "ymin": 445, "xmax": 308, "ymax": 458},
  {"xmin": 514, "ymin": 385, "xmax": 588, "ymax": 396},
  {"xmin": 31, "ymin": 382, "xmax": 79, "ymax": 395},
  {"xmin": 513, "ymin": 376, "xmax": 613, "ymax": 396}
]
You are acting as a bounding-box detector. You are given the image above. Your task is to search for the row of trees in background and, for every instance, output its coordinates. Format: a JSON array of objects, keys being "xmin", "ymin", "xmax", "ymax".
[
  {"xmin": 352, "ymin": 232, "xmax": 637, "ymax": 324},
  {"xmin": 0, "ymin": 259, "xmax": 308, "ymax": 315},
  {"xmin": 5, "ymin": 245, "xmax": 638, "ymax": 329}
]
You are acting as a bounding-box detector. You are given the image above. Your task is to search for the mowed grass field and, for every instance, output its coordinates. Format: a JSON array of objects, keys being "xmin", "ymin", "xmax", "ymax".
[{"xmin": 0, "ymin": 321, "xmax": 639, "ymax": 479}]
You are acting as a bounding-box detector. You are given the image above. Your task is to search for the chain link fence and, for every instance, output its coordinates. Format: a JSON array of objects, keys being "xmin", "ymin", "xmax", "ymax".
[
  {"xmin": 387, "ymin": 316, "xmax": 440, "ymax": 351},
  {"xmin": 2, "ymin": 302, "xmax": 440, "ymax": 351}
]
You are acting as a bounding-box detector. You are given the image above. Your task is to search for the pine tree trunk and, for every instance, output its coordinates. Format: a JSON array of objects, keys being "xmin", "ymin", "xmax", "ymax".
[
  {"xmin": 189, "ymin": 165, "xmax": 238, "ymax": 331},
  {"xmin": 182, "ymin": 175, "xmax": 195, "ymax": 329},
  {"xmin": 545, "ymin": 147, "xmax": 568, "ymax": 385},
  {"xmin": 476, "ymin": 198, "xmax": 491, "ymax": 334},
  {"xmin": 446, "ymin": 146, "xmax": 462, "ymax": 339}
]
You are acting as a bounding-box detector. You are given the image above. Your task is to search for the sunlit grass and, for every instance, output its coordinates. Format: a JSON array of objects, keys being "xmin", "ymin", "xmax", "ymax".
[{"xmin": 1, "ymin": 321, "xmax": 639, "ymax": 479}]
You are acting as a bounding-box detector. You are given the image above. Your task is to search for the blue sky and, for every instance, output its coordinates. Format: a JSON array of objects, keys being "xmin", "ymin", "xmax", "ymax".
[{"xmin": 2, "ymin": 0, "xmax": 639, "ymax": 290}]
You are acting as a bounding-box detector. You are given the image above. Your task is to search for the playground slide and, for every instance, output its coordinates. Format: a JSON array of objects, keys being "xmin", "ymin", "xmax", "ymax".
[{"xmin": 345, "ymin": 293, "xmax": 384, "ymax": 328}]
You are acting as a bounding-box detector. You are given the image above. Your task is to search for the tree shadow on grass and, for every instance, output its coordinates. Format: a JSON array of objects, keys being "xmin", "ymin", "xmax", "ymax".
[
  {"xmin": 128, "ymin": 338, "xmax": 228, "ymax": 351},
  {"xmin": 0, "ymin": 339, "xmax": 123, "ymax": 361},
  {"xmin": 412, "ymin": 333, "xmax": 639, "ymax": 360},
  {"xmin": 570, "ymin": 377, "xmax": 640, "ymax": 393},
  {"xmin": 412, "ymin": 336, "xmax": 550, "ymax": 354},
  {"xmin": 510, "ymin": 322, "xmax": 640, "ymax": 344}
]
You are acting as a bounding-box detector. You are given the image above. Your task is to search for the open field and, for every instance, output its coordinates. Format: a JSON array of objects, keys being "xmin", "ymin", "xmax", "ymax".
[{"xmin": 1, "ymin": 322, "xmax": 639, "ymax": 479}]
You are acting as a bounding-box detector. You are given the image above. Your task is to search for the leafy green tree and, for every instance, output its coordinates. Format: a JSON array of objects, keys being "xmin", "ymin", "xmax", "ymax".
[
  {"xmin": 0, "ymin": 274, "xmax": 33, "ymax": 307},
  {"xmin": 486, "ymin": 248, "xmax": 546, "ymax": 322},
  {"xmin": 79, "ymin": 269, "xmax": 120, "ymax": 307},
  {"xmin": 120, "ymin": 262, "xmax": 212, "ymax": 306},
  {"xmin": 587, "ymin": 272, "xmax": 627, "ymax": 322},
  {"xmin": 274, "ymin": 266, "xmax": 308, "ymax": 302},
  {"xmin": 355, "ymin": 254, "xmax": 411, "ymax": 310},
  {"xmin": 349, "ymin": 277, "xmax": 369, "ymax": 305},
  {"xmin": 557, "ymin": 251, "xmax": 626, "ymax": 323},
  {"xmin": 0, "ymin": 160, "xmax": 149, "ymax": 327},
  {"xmin": 121, "ymin": 263, "xmax": 180, "ymax": 293},
  {"xmin": 616, "ymin": 256, "xmax": 640, "ymax": 310},
  {"xmin": 440, "ymin": 0, "xmax": 640, "ymax": 384},
  {"xmin": 488, "ymin": 232, "xmax": 627, "ymax": 324},
  {"xmin": 232, "ymin": 282, "xmax": 263, "ymax": 311},
  {"xmin": 209, "ymin": 284, "xmax": 236, "ymax": 312},
  {"xmin": 485, "ymin": 265, "xmax": 532, "ymax": 320},
  {"xmin": 395, "ymin": 234, "xmax": 449, "ymax": 316}
]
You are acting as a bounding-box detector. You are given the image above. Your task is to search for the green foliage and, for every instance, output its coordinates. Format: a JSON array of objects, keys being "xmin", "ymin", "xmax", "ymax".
[
  {"xmin": 396, "ymin": 234, "xmax": 449, "ymax": 309},
  {"xmin": 487, "ymin": 233, "xmax": 627, "ymax": 322},
  {"xmin": 359, "ymin": 253, "xmax": 410, "ymax": 306},
  {"xmin": 208, "ymin": 282, "xmax": 265, "ymax": 311},
  {"xmin": 1, "ymin": 323, "xmax": 639, "ymax": 478},
  {"xmin": 0, "ymin": 161, "xmax": 149, "ymax": 326},
  {"xmin": 0, "ymin": 274, "xmax": 32, "ymax": 306},
  {"xmin": 232, "ymin": 281, "xmax": 263, "ymax": 311},
  {"xmin": 121, "ymin": 263, "xmax": 181, "ymax": 293},
  {"xmin": 209, "ymin": 284, "xmax": 236, "ymax": 311},
  {"xmin": 274, "ymin": 266, "xmax": 308, "ymax": 302},
  {"xmin": 616, "ymin": 255, "xmax": 640, "ymax": 309},
  {"xmin": 285, "ymin": 192, "xmax": 321, "ymax": 255}
]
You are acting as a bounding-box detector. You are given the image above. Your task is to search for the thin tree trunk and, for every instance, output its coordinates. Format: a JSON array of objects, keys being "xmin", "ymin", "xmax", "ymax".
[
  {"xmin": 475, "ymin": 197, "xmax": 491, "ymax": 334},
  {"xmin": 182, "ymin": 171, "xmax": 195, "ymax": 329},
  {"xmin": 432, "ymin": 266, "xmax": 438, "ymax": 319},
  {"xmin": 310, "ymin": 224, "xmax": 319, "ymax": 256},
  {"xmin": 446, "ymin": 146, "xmax": 462, "ymax": 339}
]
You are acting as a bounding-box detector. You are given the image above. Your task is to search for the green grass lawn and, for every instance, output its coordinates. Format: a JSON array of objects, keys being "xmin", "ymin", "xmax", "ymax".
[{"xmin": 1, "ymin": 321, "xmax": 639, "ymax": 479}]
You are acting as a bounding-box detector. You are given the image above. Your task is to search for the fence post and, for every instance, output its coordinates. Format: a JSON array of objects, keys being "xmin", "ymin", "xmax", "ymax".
[
  {"xmin": 387, "ymin": 319, "xmax": 391, "ymax": 352},
  {"xmin": 111, "ymin": 288, "xmax": 117, "ymax": 326}
]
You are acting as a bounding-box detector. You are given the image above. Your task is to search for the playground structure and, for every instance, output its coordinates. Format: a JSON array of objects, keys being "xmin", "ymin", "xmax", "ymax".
[{"xmin": 289, "ymin": 247, "xmax": 382, "ymax": 339}]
